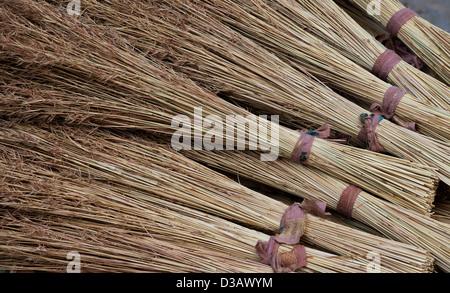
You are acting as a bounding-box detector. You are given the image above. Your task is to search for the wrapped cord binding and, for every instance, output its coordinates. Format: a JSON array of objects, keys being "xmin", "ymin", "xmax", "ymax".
[
  {"xmin": 386, "ymin": 8, "xmax": 419, "ymax": 38},
  {"xmin": 256, "ymin": 200, "xmax": 330, "ymax": 273},
  {"xmin": 370, "ymin": 87, "xmax": 416, "ymax": 131}
]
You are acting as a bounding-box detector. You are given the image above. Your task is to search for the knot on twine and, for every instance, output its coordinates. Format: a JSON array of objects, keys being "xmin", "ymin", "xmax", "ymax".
[
  {"xmin": 386, "ymin": 8, "xmax": 419, "ymax": 38},
  {"xmin": 372, "ymin": 49, "xmax": 402, "ymax": 80},
  {"xmin": 358, "ymin": 113, "xmax": 387, "ymax": 153},
  {"xmin": 255, "ymin": 200, "xmax": 330, "ymax": 273},
  {"xmin": 290, "ymin": 124, "xmax": 330, "ymax": 164},
  {"xmin": 336, "ymin": 185, "xmax": 363, "ymax": 219},
  {"xmin": 370, "ymin": 87, "xmax": 416, "ymax": 131}
]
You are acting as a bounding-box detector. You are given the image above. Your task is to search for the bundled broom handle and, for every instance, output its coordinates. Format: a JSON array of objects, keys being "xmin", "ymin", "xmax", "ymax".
[
  {"xmin": 371, "ymin": 49, "xmax": 403, "ymax": 81},
  {"xmin": 256, "ymin": 200, "xmax": 330, "ymax": 273},
  {"xmin": 290, "ymin": 124, "xmax": 330, "ymax": 164},
  {"xmin": 385, "ymin": 8, "xmax": 419, "ymax": 38},
  {"xmin": 368, "ymin": 86, "xmax": 416, "ymax": 131},
  {"xmin": 343, "ymin": 0, "xmax": 450, "ymax": 85}
]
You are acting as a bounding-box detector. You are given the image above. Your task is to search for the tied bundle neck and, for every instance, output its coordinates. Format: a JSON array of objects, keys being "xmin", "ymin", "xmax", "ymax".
[
  {"xmin": 290, "ymin": 124, "xmax": 330, "ymax": 164},
  {"xmin": 255, "ymin": 200, "xmax": 330, "ymax": 273}
]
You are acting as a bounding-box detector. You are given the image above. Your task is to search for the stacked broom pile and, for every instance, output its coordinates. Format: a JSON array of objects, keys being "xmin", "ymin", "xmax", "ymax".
[{"xmin": 0, "ymin": 0, "xmax": 448, "ymax": 273}]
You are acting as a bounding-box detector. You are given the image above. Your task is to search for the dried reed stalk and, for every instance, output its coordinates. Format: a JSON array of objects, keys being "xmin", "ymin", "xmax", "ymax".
[
  {"xmin": 0, "ymin": 123, "xmax": 434, "ymax": 273},
  {"xmin": 0, "ymin": 214, "xmax": 273, "ymax": 273},
  {"xmin": 0, "ymin": 1, "xmax": 440, "ymax": 213},
  {"xmin": 336, "ymin": 0, "xmax": 391, "ymax": 37},
  {"xmin": 201, "ymin": 0, "xmax": 450, "ymax": 139},
  {"xmin": 47, "ymin": 0, "xmax": 450, "ymax": 142},
  {"xmin": 182, "ymin": 149, "xmax": 450, "ymax": 272},
  {"xmin": 0, "ymin": 76, "xmax": 439, "ymax": 215},
  {"xmin": 35, "ymin": 0, "xmax": 450, "ymax": 184},
  {"xmin": 1, "ymin": 148, "xmax": 375, "ymax": 273},
  {"xmin": 262, "ymin": 0, "xmax": 450, "ymax": 110},
  {"xmin": 339, "ymin": 0, "xmax": 450, "ymax": 85},
  {"xmin": 337, "ymin": 0, "xmax": 440, "ymax": 79}
]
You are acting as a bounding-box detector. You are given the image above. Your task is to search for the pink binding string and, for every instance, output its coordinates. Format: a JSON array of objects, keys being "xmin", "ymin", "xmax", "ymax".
[
  {"xmin": 255, "ymin": 200, "xmax": 330, "ymax": 273},
  {"xmin": 370, "ymin": 87, "xmax": 416, "ymax": 131},
  {"xmin": 371, "ymin": 49, "xmax": 403, "ymax": 81},
  {"xmin": 358, "ymin": 113, "xmax": 387, "ymax": 153},
  {"xmin": 255, "ymin": 237, "xmax": 307, "ymax": 273},
  {"xmin": 386, "ymin": 8, "xmax": 419, "ymax": 38},
  {"xmin": 290, "ymin": 124, "xmax": 330, "ymax": 164},
  {"xmin": 336, "ymin": 185, "xmax": 363, "ymax": 219}
]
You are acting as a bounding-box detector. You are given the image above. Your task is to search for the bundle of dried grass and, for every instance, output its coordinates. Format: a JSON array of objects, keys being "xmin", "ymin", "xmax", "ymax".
[
  {"xmin": 47, "ymin": 0, "xmax": 450, "ymax": 142},
  {"xmin": 337, "ymin": 1, "xmax": 440, "ymax": 76},
  {"xmin": 1, "ymin": 223, "xmax": 276, "ymax": 273},
  {"xmin": 0, "ymin": 215, "xmax": 273, "ymax": 273},
  {"xmin": 0, "ymin": 123, "xmax": 435, "ymax": 273},
  {"xmin": 182, "ymin": 149, "xmax": 450, "ymax": 272},
  {"xmin": 259, "ymin": 0, "xmax": 450, "ymax": 110},
  {"xmin": 33, "ymin": 0, "xmax": 450, "ymax": 184},
  {"xmin": 202, "ymin": 0, "xmax": 450, "ymax": 139},
  {"xmin": 339, "ymin": 0, "xmax": 450, "ymax": 85},
  {"xmin": 0, "ymin": 75, "xmax": 439, "ymax": 216},
  {"xmin": 0, "ymin": 1, "xmax": 440, "ymax": 215},
  {"xmin": 1, "ymin": 146, "xmax": 380, "ymax": 273}
]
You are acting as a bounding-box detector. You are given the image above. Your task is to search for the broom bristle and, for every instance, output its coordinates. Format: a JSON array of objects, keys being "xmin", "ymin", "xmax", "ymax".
[
  {"xmin": 0, "ymin": 122, "xmax": 436, "ymax": 273},
  {"xmin": 39, "ymin": 0, "xmax": 450, "ymax": 185},
  {"xmin": 0, "ymin": 0, "xmax": 447, "ymax": 274},
  {"xmin": 0, "ymin": 0, "xmax": 442, "ymax": 216},
  {"xmin": 261, "ymin": 0, "xmax": 450, "ymax": 111},
  {"xmin": 181, "ymin": 148, "xmax": 450, "ymax": 272}
]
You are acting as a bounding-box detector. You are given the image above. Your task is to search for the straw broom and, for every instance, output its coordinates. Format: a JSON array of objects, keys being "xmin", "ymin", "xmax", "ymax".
[
  {"xmin": 0, "ymin": 3, "xmax": 440, "ymax": 215},
  {"xmin": 0, "ymin": 125, "xmax": 283, "ymax": 233},
  {"xmin": 261, "ymin": 0, "xmax": 450, "ymax": 111},
  {"xmin": 0, "ymin": 123, "xmax": 436, "ymax": 273},
  {"xmin": 0, "ymin": 215, "xmax": 273, "ymax": 273},
  {"xmin": 0, "ymin": 126, "xmax": 434, "ymax": 274},
  {"xmin": 181, "ymin": 149, "xmax": 450, "ymax": 272},
  {"xmin": 336, "ymin": 0, "xmax": 443, "ymax": 78},
  {"xmin": 336, "ymin": 0, "xmax": 444, "ymax": 78},
  {"xmin": 0, "ymin": 75, "xmax": 439, "ymax": 216},
  {"xmin": 0, "ymin": 149, "xmax": 378, "ymax": 273},
  {"xmin": 197, "ymin": 0, "xmax": 450, "ymax": 137},
  {"xmin": 37, "ymin": 0, "xmax": 450, "ymax": 185},
  {"xmin": 0, "ymin": 1, "xmax": 440, "ymax": 272},
  {"xmin": 48, "ymin": 0, "xmax": 450, "ymax": 142},
  {"xmin": 339, "ymin": 0, "xmax": 450, "ymax": 85}
]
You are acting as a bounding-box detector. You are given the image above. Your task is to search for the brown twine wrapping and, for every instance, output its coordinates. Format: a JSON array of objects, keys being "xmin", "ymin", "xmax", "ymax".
[
  {"xmin": 255, "ymin": 237, "xmax": 307, "ymax": 273},
  {"xmin": 274, "ymin": 204, "xmax": 307, "ymax": 245},
  {"xmin": 386, "ymin": 8, "xmax": 419, "ymax": 38},
  {"xmin": 275, "ymin": 200, "xmax": 330, "ymax": 244},
  {"xmin": 275, "ymin": 245, "xmax": 308, "ymax": 273},
  {"xmin": 255, "ymin": 200, "xmax": 330, "ymax": 273},
  {"xmin": 358, "ymin": 113, "xmax": 387, "ymax": 153},
  {"xmin": 290, "ymin": 124, "xmax": 330, "ymax": 164},
  {"xmin": 255, "ymin": 236, "xmax": 280, "ymax": 266},
  {"xmin": 370, "ymin": 86, "xmax": 416, "ymax": 131},
  {"xmin": 336, "ymin": 185, "xmax": 363, "ymax": 219},
  {"xmin": 371, "ymin": 49, "xmax": 403, "ymax": 80}
]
